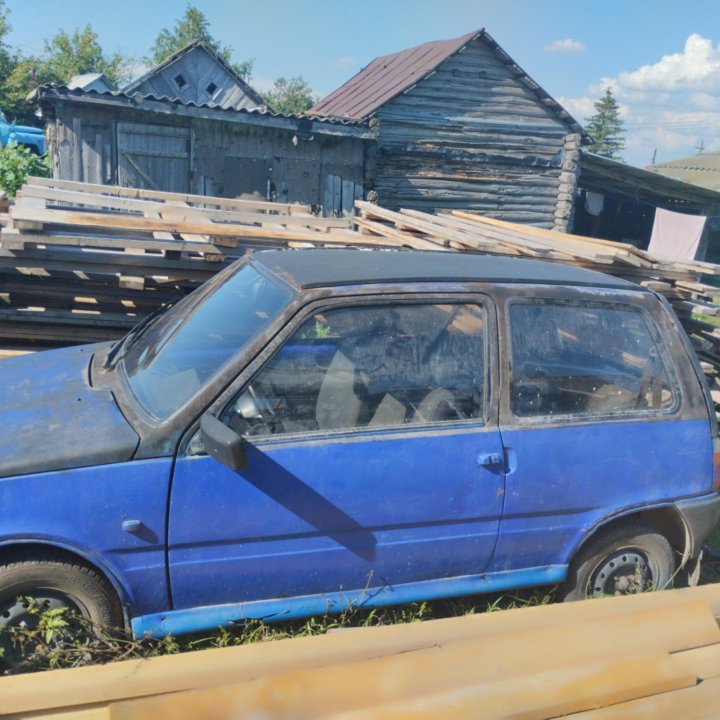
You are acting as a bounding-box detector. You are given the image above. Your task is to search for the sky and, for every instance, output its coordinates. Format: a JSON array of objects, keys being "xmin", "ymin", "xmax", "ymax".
[{"xmin": 6, "ymin": 0, "xmax": 720, "ymax": 168}]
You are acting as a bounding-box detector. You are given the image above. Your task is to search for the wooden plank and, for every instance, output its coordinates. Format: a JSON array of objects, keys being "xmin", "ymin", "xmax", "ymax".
[
  {"xmin": 450, "ymin": 210, "xmax": 651, "ymax": 267},
  {"xmin": 9, "ymin": 206, "xmax": 369, "ymax": 246},
  {"xmin": 20, "ymin": 185, "xmax": 351, "ymax": 230},
  {"xmin": 1, "ymin": 229, "xmax": 229, "ymax": 257},
  {"xmin": 98, "ymin": 647, "xmax": 697, "ymax": 720},
  {"xmin": 2, "ymin": 592, "xmax": 718, "ymax": 717},
  {"xmin": 25, "ymin": 175, "xmax": 313, "ymax": 214},
  {"xmin": 564, "ymin": 674, "xmax": 720, "ymax": 719},
  {"xmin": 352, "ymin": 217, "xmax": 449, "ymax": 251}
]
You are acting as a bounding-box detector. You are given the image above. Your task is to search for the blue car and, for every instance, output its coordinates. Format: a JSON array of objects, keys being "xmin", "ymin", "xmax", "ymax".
[{"xmin": 1, "ymin": 249, "xmax": 719, "ymax": 638}]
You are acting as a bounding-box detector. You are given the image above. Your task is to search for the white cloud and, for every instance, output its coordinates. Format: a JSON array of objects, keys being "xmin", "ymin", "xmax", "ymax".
[
  {"xmin": 335, "ymin": 56, "xmax": 356, "ymax": 69},
  {"xmin": 617, "ymin": 33, "xmax": 720, "ymax": 92},
  {"xmin": 543, "ymin": 39, "xmax": 586, "ymax": 54},
  {"xmin": 691, "ymin": 92, "xmax": 720, "ymax": 110},
  {"xmin": 562, "ymin": 33, "xmax": 720, "ymax": 166},
  {"xmin": 556, "ymin": 95, "xmax": 596, "ymax": 120}
]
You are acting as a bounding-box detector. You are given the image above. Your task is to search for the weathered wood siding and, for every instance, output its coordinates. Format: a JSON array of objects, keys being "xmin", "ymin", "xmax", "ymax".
[
  {"xmin": 48, "ymin": 103, "xmax": 365, "ymax": 214},
  {"xmin": 130, "ymin": 45, "xmax": 260, "ymax": 111},
  {"xmin": 374, "ymin": 37, "xmax": 572, "ymax": 227},
  {"xmin": 192, "ymin": 120, "xmax": 365, "ymax": 211},
  {"xmin": 52, "ymin": 105, "xmax": 119, "ymax": 185}
]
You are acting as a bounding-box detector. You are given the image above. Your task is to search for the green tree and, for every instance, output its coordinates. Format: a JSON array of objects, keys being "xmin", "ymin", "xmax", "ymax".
[
  {"xmin": 0, "ymin": 21, "xmax": 131, "ymax": 125},
  {"xmin": 586, "ymin": 88, "xmax": 626, "ymax": 160},
  {"xmin": 262, "ymin": 77, "xmax": 315, "ymax": 115},
  {"xmin": 147, "ymin": 5, "xmax": 253, "ymax": 80},
  {"xmin": 0, "ymin": 0, "xmax": 13, "ymax": 81},
  {"xmin": 0, "ymin": 0, "xmax": 27, "ymax": 123},
  {"xmin": 41, "ymin": 25, "xmax": 131, "ymax": 86}
]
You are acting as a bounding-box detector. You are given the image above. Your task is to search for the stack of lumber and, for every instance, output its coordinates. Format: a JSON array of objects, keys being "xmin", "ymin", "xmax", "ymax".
[
  {"xmin": 4, "ymin": 178, "xmax": 720, "ymax": 413},
  {"xmin": 354, "ymin": 202, "xmax": 720, "ymax": 416},
  {"xmin": 0, "ymin": 177, "xmax": 374, "ymax": 346},
  {"xmin": 5, "ymin": 585, "xmax": 720, "ymax": 719}
]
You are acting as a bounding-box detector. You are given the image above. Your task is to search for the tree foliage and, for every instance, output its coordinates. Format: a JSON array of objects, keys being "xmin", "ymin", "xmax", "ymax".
[
  {"xmin": 0, "ymin": 8, "xmax": 131, "ymax": 125},
  {"xmin": 0, "ymin": 143, "xmax": 51, "ymax": 197},
  {"xmin": 586, "ymin": 88, "xmax": 626, "ymax": 160},
  {"xmin": 147, "ymin": 5, "xmax": 253, "ymax": 80},
  {"xmin": 41, "ymin": 26, "xmax": 130, "ymax": 86},
  {"xmin": 262, "ymin": 76, "xmax": 316, "ymax": 115}
]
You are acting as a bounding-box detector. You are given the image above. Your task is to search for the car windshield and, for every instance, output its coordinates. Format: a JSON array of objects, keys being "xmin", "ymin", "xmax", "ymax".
[{"xmin": 121, "ymin": 262, "xmax": 293, "ymax": 421}]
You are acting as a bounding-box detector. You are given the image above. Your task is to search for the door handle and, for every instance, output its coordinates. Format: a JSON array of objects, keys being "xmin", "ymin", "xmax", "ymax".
[{"xmin": 477, "ymin": 453, "xmax": 503, "ymax": 468}]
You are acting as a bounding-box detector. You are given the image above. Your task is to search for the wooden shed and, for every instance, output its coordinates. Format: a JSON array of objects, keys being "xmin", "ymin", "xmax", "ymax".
[
  {"xmin": 310, "ymin": 29, "xmax": 588, "ymax": 230},
  {"xmin": 35, "ymin": 87, "xmax": 372, "ymax": 215}
]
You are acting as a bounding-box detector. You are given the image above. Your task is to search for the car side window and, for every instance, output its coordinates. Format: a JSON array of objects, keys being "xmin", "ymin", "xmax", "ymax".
[
  {"xmin": 224, "ymin": 303, "xmax": 486, "ymax": 437},
  {"xmin": 509, "ymin": 301, "xmax": 676, "ymax": 418}
]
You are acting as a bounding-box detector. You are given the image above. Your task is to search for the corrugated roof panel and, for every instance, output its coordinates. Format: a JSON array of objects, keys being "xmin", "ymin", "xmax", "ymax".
[{"xmin": 310, "ymin": 30, "xmax": 480, "ymax": 120}]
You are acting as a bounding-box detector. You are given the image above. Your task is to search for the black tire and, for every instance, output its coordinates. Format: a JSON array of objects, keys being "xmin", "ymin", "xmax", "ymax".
[
  {"xmin": 0, "ymin": 558, "xmax": 123, "ymax": 631},
  {"xmin": 559, "ymin": 522, "xmax": 676, "ymax": 602}
]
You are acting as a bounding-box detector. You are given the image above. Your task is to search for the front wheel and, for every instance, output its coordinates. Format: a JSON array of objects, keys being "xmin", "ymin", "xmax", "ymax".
[
  {"xmin": 0, "ymin": 558, "xmax": 123, "ymax": 632},
  {"xmin": 559, "ymin": 522, "xmax": 676, "ymax": 602}
]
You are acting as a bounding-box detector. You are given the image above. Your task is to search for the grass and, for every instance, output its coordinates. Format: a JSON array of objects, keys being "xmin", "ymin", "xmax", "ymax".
[{"xmin": 0, "ymin": 587, "xmax": 556, "ymax": 676}]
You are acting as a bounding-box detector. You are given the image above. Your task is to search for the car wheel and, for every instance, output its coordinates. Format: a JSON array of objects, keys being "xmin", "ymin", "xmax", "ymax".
[
  {"xmin": 559, "ymin": 522, "xmax": 676, "ymax": 601},
  {"xmin": 0, "ymin": 558, "xmax": 123, "ymax": 632}
]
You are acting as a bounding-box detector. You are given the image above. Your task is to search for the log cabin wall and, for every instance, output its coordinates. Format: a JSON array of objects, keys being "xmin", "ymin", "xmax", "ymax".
[{"xmin": 372, "ymin": 37, "xmax": 578, "ymax": 229}]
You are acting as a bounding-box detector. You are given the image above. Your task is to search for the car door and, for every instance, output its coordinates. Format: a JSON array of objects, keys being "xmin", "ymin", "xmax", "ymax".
[
  {"xmin": 168, "ymin": 295, "xmax": 505, "ymax": 616},
  {"xmin": 491, "ymin": 292, "xmax": 712, "ymax": 574}
]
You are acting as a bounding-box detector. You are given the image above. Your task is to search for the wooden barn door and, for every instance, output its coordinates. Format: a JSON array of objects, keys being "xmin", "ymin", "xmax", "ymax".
[{"xmin": 117, "ymin": 122, "xmax": 190, "ymax": 192}]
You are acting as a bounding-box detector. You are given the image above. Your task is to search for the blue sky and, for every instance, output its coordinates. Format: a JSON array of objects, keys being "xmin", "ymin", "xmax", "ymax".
[{"xmin": 7, "ymin": 0, "xmax": 720, "ymax": 167}]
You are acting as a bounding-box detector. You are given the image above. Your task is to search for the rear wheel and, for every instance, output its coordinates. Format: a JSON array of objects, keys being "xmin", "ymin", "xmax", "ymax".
[{"xmin": 560, "ymin": 522, "xmax": 676, "ymax": 601}]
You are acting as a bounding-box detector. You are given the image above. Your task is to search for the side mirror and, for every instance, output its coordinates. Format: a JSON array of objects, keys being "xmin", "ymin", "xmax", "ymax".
[{"xmin": 200, "ymin": 413, "xmax": 247, "ymax": 471}]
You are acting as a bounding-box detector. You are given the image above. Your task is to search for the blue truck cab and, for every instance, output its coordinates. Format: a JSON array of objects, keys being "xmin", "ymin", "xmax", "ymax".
[
  {"xmin": 0, "ymin": 110, "xmax": 46, "ymax": 155},
  {"xmin": 0, "ymin": 249, "xmax": 718, "ymax": 638}
]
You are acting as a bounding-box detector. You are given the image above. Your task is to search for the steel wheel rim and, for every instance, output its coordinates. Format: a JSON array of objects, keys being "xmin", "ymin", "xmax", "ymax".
[
  {"xmin": 589, "ymin": 550, "xmax": 651, "ymax": 597},
  {"xmin": 0, "ymin": 591, "xmax": 81, "ymax": 630}
]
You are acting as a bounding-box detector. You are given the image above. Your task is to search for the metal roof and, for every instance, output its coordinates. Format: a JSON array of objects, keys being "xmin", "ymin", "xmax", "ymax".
[
  {"xmin": 253, "ymin": 248, "xmax": 637, "ymax": 290},
  {"xmin": 309, "ymin": 29, "xmax": 587, "ymax": 138},
  {"xmin": 34, "ymin": 85, "xmax": 375, "ymax": 140},
  {"xmin": 580, "ymin": 151, "xmax": 720, "ymax": 210},
  {"xmin": 650, "ymin": 153, "xmax": 720, "ymax": 192}
]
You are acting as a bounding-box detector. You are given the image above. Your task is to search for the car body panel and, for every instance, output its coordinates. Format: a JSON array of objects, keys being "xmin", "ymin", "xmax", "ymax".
[
  {"xmin": 493, "ymin": 418, "xmax": 714, "ymax": 571},
  {"xmin": 0, "ymin": 458, "xmax": 172, "ymax": 615},
  {"xmin": 168, "ymin": 423, "xmax": 506, "ymax": 610},
  {"xmin": 0, "ymin": 345, "xmax": 139, "ymax": 478},
  {"xmin": 133, "ymin": 564, "xmax": 566, "ymax": 638}
]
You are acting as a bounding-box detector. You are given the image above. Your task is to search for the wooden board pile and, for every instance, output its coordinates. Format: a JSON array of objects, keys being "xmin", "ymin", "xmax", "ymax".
[
  {"xmin": 354, "ymin": 201, "xmax": 720, "ymax": 416},
  {"xmin": 4, "ymin": 177, "xmax": 720, "ymax": 415},
  {"xmin": 0, "ymin": 176, "xmax": 373, "ymax": 346},
  {"xmin": 4, "ymin": 585, "xmax": 720, "ymax": 719}
]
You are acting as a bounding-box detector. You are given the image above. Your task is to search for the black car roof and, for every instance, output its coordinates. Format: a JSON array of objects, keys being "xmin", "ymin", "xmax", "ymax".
[{"xmin": 252, "ymin": 249, "xmax": 640, "ymax": 291}]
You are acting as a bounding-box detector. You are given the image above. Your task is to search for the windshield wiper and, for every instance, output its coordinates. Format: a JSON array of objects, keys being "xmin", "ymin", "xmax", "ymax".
[{"xmin": 104, "ymin": 299, "xmax": 180, "ymax": 369}]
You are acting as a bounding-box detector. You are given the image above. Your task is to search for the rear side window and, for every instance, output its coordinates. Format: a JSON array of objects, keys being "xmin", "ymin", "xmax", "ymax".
[
  {"xmin": 509, "ymin": 301, "xmax": 676, "ymax": 418},
  {"xmin": 224, "ymin": 302, "xmax": 487, "ymax": 437}
]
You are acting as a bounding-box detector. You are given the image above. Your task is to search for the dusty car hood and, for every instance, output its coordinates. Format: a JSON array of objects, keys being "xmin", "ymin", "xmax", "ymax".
[{"xmin": 0, "ymin": 345, "xmax": 139, "ymax": 478}]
